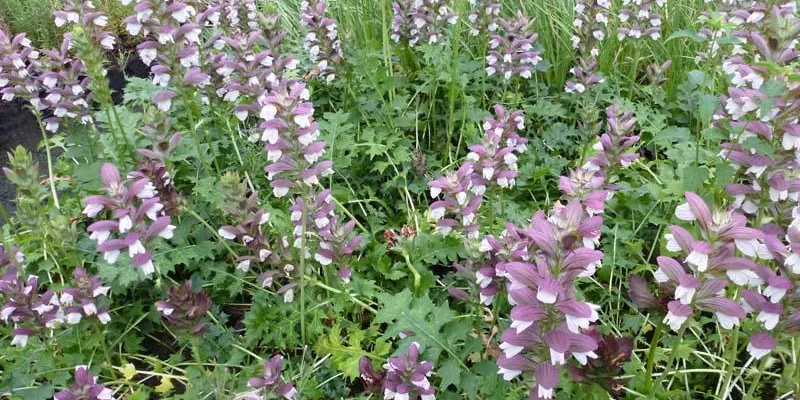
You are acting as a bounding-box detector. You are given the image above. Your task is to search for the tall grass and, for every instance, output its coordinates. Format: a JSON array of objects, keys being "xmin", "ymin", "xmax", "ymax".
[
  {"xmin": 0, "ymin": 0, "xmax": 710, "ymax": 97},
  {"xmin": 0, "ymin": 0, "xmax": 132, "ymax": 48},
  {"xmin": 271, "ymin": 0, "xmax": 709, "ymax": 100},
  {"xmin": 0, "ymin": 0, "xmax": 60, "ymax": 48}
]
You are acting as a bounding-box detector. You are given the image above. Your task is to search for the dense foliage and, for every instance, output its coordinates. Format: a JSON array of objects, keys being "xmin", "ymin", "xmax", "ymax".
[{"xmin": 1, "ymin": 0, "xmax": 800, "ymax": 399}]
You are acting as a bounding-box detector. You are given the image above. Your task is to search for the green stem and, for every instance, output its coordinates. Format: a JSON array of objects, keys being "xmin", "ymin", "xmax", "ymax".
[
  {"xmin": 629, "ymin": 45, "xmax": 641, "ymax": 96},
  {"xmin": 480, "ymin": 39, "xmax": 488, "ymax": 109},
  {"xmin": 0, "ymin": 202, "xmax": 11, "ymax": 224},
  {"xmin": 34, "ymin": 112, "xmax": 61, "ymax": 209},
  {"xmin": 577, "ymin": 94, "xmax": 592, "ymax": 167},
  {"xmin": 181, "ymin": 96, "xmax": 214, "ymax": 174},
  {"xmin": 645, "ymin": 321, "xmax": 665, "ymax": 394},
  {"xmin": 312, "ymin": 280, "xmax": 377, "ymax": 314},
  {"xmin": 400, "ymin": 249, "xmax": 421, "ymax": 289},
  {"xmin": 190, "ymin": 336, "xmax": 204, "ymax": 370},
  {"xmin": 223, "ymin": 117, "xmax": 256, "ymax": 192},
  {"xmin": 330, "ymin": 195, "xmax": 367, "ymax": 232},
  {"xmin": 795, "ymin": 337, "xmax": 800, "ymax": 394},
  {"xmin": 299, "ymin": 192, "xmax": 308, "ymax": 344},
  {"xmin": 658, "ymin": 324, "xmax": 687, "ymax": 391},
  {"xmin": 719, "ymin": 325, "xmax": 741, "ymax": 399},
  {"xmin": 110, "ymin": 104, "xmax": 137, "ymax": 163},
  {"xmin": 745, "ymin": 357, "xmax": 768, "ymax": 399},
  {"xmin": 182, "ymin": 205, "xmax": 238, "ymax": 260},
  {"xmin": 445, "ymin": 4, "xmax": 462, "ymax": 163},
  {"xmin": 103, "ymin": 107, "xmax": 125, "ymax": 164}
]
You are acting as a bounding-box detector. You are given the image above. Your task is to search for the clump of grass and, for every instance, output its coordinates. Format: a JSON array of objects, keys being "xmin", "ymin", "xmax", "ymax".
[
  {"xmin": 0, "ymin": 0, "xmax": 60, "ymax": 48},
  {"xmin": 0, "ymin": 0, "xmax": 133, "ymax": 50}
]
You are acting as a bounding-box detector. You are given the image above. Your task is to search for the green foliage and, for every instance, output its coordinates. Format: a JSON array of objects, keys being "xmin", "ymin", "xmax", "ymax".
[
  {"xmin": 0, "ymin": 0, "xmax": 59, "ymax": 47},
  {"xmin": 2, "ymin": 0, "xmax": 798, "ymax": 399}
]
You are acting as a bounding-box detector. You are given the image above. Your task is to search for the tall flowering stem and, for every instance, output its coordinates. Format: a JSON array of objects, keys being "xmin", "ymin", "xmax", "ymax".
[
  {"xmin": 257, "ymin": 79, "xmax": 359, "ymax": 268},
  {"xmin": 359, "ymin": 342, "xmax": 436, "ymax": 400},
  {"xmin": 480, "ymin": 105, "xmax": 638, "ymax": 399},
  {"xmin": 246, "ymin": 355, "xmax": 297, "ymax": 399},
  {"xmin": 242, "ymin": 71, "xmax": 359, "ymax": 340},
  {"xmin": 213, "ymin": 12, "xmax": 298, "ymax": 124},
  {"xmin": 217, "ymin": 173, "xmax": 301, "ymax": 300},
  {"xmin": 616, "ymin": 0, "xmax": 663, "ymax": 41},
  {"xmin": 55, "ymin": 0, "xmax": 138, "ymax": 164},
  {"xmin": 467, "ymin": 0, "xmax": 500, "ymax": 37},
  {"xmin": 629, "ymin": 191, "xmax": 795, "ymax": 393},
  {"xmin": 485, "ymin": 13, "xmax": 543, "ymax": 80},
  {"xmin": 54, "ymin": 365, "xmax": 116, "ymax": 400},
  {"xmin": 35, "ymin": 36, "xmax": 92, "ymax": 134},
  {"xmin": 0, "ymin": 247, "xmax": 63, "ymax": 347},
  {"xmin": 82, "ymin": 163, "xmax": 175, "ymax": 277},
  {"xmin": 429, "ymin": 105, "xmax": 527, "ymax": 242},
  {"xmin": 565, "ymin": 0, "xmax": 609, "ymax": 94},
  {"xmin": 690, "ymin": 1, "xmax": 800, "ymax": 394},
  {"xmin": 124, "ymin": 0, "xmax": 222, "ymax": 169},
  {"xmin": 391, "ymin": 0, "xmax": 457, "ymax": 47},
  {"xmin": 300, "ymin": 0, "xmax": 342, "ymax": 82}
]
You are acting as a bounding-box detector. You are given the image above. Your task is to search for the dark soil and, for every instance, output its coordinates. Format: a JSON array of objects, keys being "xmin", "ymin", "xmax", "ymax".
[
  {"xmin": 0, "ymin": 99, "xmax": 42, "ymax": 223},
  {"xmin": 0, "ymin": 57, "xmax": 149, "ymax": 223}
]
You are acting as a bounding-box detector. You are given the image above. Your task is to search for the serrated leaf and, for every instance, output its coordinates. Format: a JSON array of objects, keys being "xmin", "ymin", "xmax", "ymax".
[
  {"xmin": 713, "ymin": 163, "xmax": 736, "ymax": 189},
  {"xmin": 315, "ymin": 324, "xmax": 383, "ymax": 379},
  {"xmin": 698, "ymin": 94, "xmax": 720, "ymax": 123},
  {"xmin": 121, "ymin": 363, "xmax": 138, "ymax": 381},
  {"xmin": 683, "ymin": 166, "xmax": 709, "ymax": 192},
  {"xmin": 375, "ymin": 289, "xmax": 459, "ymax": 365},
  {"xmin": 653, "ymin": 126, "xmax": 690, "ymax": 145},
  {"xmin": 97, "ymin": 259, "xmax": 143, "ymax": 290},
  {"xmin": 438, "ymin": 359, "xmax": 461, "ymax": 390},
  {"xmin": 665, "ymin": 29, "xmax": 707, "ymax": 43},
  {"xmin": 525, "ymin": 99, "xmax": 567, "ymax": 119},
  {"xmin": 155, "ymin": 376, "xmax": 174, "ymax": 394}
]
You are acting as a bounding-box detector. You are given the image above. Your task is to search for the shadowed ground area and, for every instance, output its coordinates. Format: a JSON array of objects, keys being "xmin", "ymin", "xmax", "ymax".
[
  {"xmin": 0, "ymin": 100, "xmax": 43, "ymax": 223},
  {"xmin": 0, "ymin": 59, "xmax": 148, "ymax": 223}
]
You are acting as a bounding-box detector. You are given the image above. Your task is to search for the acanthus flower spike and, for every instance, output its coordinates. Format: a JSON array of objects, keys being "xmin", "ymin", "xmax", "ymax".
[
  {"xmin": 477, "ymin": 104, "xmax": 638, "ymax": 399},
  {"xmin": 247, "ymin": 355, "xmax": 298, "ymax": 399},
  {"xmin": 54, "ymin": 365, "xmax": 116, "ymax": 400},
  {"xmin": 216, "ymin": 172, "xmax": 298, "ymax": 294},
  {"xmin": 155, "ymin": 281, "xmax": 212, "ymax": 336},
  {"xmin": 485, "ymin": 12, "xmax": 543, "ymax": 80},
  {"xmin": 429, "ymin": 104, "xmax": 526, "ymax": 243},
  {"xmin": 466, "ymin": 0, "xmax": 500, "ymax": 37},
  {"xmin": 60, "ymin": 268, "xmax": 111, "ymax": 325},
  {"xmin": 391, "ymin": 0, "xmax": 457, "ymax": 47},
  {"xmin": 300, "ymin": 0, "xmax": 342, "ymax": 82},
  {"xmin": 0, "ymin": 247, "xmax": 64, "ymax": 347},
  {"xmin": 565, "ymin": 0, "xmax": 609, "ymax": 93},
  {"xmin": 616, "ymin": 0, "xmax": 663, "ymax": 41},
  {"xmin": 0, "ymin": 30, "xmax": 40, "ymax": 103},
  {"xmin": 82, "ymin": 163, "xmax": 175, "ymax": 277},
  {"xmin": 382, "ymin": 342, "xmax": 436, "ymax": 400}
]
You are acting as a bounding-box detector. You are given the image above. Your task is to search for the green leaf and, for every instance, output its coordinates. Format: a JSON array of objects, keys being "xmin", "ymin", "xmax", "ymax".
[
  {"xmin": 698, "ymin": 94, "xmax": 720, "ymax": 123},
  {"xmin": 315, "ymin": 323, "xmax": 384, "ymax": 379},
  {"xmin": 438, "ymin": 359, "xmax": 462, "ymax": 390},
  {"xmin": 653, "ymin": 127, "xmax": 690, "ymax": 145},
  {"xmin": 97, "ymin": 258, "xmax": 144, "ymax": 289},
  {"xmin": 665, "ymin": 29, "xmax": 707, "ymax": 43},
  {"xmin": 682, "ymin": 166, "xmax": 709, "ymax": 192},
  {"xmin": 374, "ymin": 289, "xmax": 459, "ymax": 364},
  {"xmin": 525, "ymin": 99, "xmax": 567, "ymax": 119},
  {"xmin": 713, "ymin": 163, "xmax": 736, "ymax": 189},
  {"xmin": 760, "ymin": 79, "xmax": 785, "ymax": 97}
]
